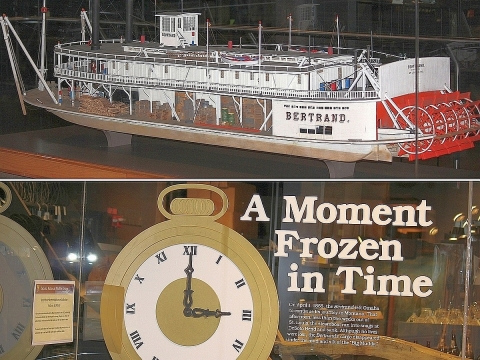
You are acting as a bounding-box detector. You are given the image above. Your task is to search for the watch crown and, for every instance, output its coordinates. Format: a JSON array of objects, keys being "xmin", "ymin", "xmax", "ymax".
[
  {"xmin": 171, "ymin": 197, "xmax": 214, "ymax": 216},
  {"xmin": 158, "ymin": 184, "xmax": 229, "ymax": 220}
]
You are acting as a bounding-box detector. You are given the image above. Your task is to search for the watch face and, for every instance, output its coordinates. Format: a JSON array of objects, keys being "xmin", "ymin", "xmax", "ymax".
[
  {"xmin": 124, "ymin": 243, "xmax": 254, "ymax": 359},
  {"xmin": 0, "ymin": 214, "xmax": 53, "ymax": 360},
  {"xmin": 0, "ymin": 240, "xmax": 32, "ymax": 356},
  {"xmin": 102, "ymin": 218, "xmax": 279, "ymax": 360}
]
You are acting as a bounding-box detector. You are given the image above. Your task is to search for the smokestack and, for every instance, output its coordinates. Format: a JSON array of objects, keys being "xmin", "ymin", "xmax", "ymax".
[
  {"xmin": 91, "ymin": 0, "xmax": 100, "ymax": 50},
  {"xmin": 126, "ymin": 0, "xmax": 133, "ymax": 43}
]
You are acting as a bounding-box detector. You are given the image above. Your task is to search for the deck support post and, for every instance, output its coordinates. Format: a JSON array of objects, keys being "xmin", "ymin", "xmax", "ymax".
[
  {"xmin": 103, "ymin": 131, "xmax": 132, "ymax": 147},
  {"xmin": 324, "ymin": 160, "xmax": 356, "ymax": 178}
]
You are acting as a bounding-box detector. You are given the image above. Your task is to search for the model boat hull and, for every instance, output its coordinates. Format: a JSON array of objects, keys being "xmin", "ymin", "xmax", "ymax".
[{"xmin": 24, "ymin": 89, "xmax": 392, "ymax": 163}]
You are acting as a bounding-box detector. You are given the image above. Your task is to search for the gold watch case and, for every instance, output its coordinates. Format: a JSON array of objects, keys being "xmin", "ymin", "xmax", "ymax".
[{"xmin": 101, "ymin": 184, "xmax": 279, "ymax": 360}]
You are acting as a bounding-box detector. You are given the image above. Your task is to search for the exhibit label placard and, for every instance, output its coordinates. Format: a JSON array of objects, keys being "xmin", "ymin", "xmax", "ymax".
[{"xmin": 32, "ymin": 280, "xmax": 75, "ymax": 345}]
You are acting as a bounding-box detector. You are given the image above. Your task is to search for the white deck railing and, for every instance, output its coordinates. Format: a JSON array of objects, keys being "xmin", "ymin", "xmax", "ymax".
[
  {"xmin": 54, "ymin": 65, "xmax": 379, "ymax": 101},
  {"xmin": 54, "ymin": 40, "xmax": 379, "ymax": 100},
  {"xmin": 55, "ymin": 40, "xmax": 360, "ymax": 73}
]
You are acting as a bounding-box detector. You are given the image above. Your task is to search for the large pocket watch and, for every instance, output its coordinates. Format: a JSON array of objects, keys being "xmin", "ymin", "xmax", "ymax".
[
  {"xmin": 101, "ymin": 183, "xmax": 279, "ymax": 359},
  {"xmin": 0, "ymin": 182, "xmax": 53, "ymax": 359}
]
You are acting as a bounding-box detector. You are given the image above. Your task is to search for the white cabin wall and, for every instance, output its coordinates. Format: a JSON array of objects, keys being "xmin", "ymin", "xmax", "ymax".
[
  {"xmin": 149, "ymin": 64, "xmax": 161, "ymax": 80},
  {"xmin": 276, "ymin": 72, "xmax": 300, "ymax": 90},
  {"xmin": 379, "ymin": 57, "xmax": 450, "ymax": 100},
  {"xmin": 107, "ymin": 60, "xmax": 128, "ymax": 77},
  {"xmin": 132, "ymin": 62, "xmax": 143, "ymax": 78},
  {"xmin": 99, "ymin": 55, "xmax": 359, "ymax": 94}
]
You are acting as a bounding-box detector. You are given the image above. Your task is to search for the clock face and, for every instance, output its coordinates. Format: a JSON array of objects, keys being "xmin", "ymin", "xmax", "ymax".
[
  {"xmin": 124, "ymin": 243, "xmax": 254, "ymax": 359},
  {"xmin": 101, "ymin": 217, "xmax": 279, "ymax": 360},
  {"xmin": 0, "ymin": 214, "xmax": 53, "ymax": 360}
]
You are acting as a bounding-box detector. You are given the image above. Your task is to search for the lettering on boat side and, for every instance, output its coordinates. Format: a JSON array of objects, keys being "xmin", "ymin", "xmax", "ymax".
[
  {"xmin": 407, "ymin": 63, "xmax": 425, "ymax": 69},
  {"xmin": 285, "ymin": 112, "xmax": 347, "ymax": 123}
]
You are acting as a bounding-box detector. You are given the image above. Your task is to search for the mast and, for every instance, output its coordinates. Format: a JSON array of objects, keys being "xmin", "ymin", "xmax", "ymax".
[
  {"xmin": 80, "ymin": 9, "xmax": 92, "ymax": 42},
  {"xmin": 336, "ymin": 15, "xmax": 340, "ymax": 54},
  {"xmin": 258, "ymin": 20, "xmax": 262, "ymax": 77},
  {"xmin": 39, "ymin": 0, "xmax": 47, "ymax": 90},
  {"xmin": 288, "ymin": 13, "xmax": 292, "ymax": 51},
  {"xmin": 206, "ymin": 18, "xmax": 210, "ymax": 85},
  {"xmin": 81, "ymin": 9, "xmax": 85, "ymax": 42}
]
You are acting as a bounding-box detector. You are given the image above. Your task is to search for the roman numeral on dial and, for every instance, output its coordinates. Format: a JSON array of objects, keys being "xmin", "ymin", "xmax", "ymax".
[
  {"xmin": 126, "ymin": 303, "xmax": 136, "ymax": 314},
  {"xmin": 22, "ymin": 297, "xmax": 32, "ymax": 307},
  {"xmin": 134, "ymin": 274, "xmax": 145, "ymax": 284},
  {"xmin": 235, "ymin": 278, "xmax": 246, "ymax": 288},
  {"xmin": 242, "ymin": 310, "xmax": 252, "ymax": 321},
  {"xmin": 155, "ymin": 251, "xmax": 167, "ymax": 263},
  {"xmin": 232, "ymin": 339, "xmax": 244, "ymax": 353},
  {"xmin": 0, "ymin": 344, "xmax": 5, "ymax": 354},
  {"xmin": 183, "ymin": 245, "xmax": 197, "ymax": 255},
  {"xmin": 12, "ymin": 323, "xmax": 26, "ymax": 340},
  {"xmin": 129, "ymin": 330, "xmax": 144, "ymax": 349}
]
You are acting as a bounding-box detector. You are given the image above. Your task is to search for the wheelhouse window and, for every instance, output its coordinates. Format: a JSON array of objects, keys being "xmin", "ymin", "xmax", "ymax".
[
  {"xmin": 162, "ymin": 17, "xmax": 176, "ymax": 33},
  {"xmin": 184, "ymin": 17, "xmax": 196, "ymax": 31}
]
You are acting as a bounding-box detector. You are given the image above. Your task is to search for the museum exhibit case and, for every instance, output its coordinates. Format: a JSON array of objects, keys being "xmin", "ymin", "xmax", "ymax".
[
  {"xmin": 1, "ymin": 180, "xmax": 480, "ymax": 359},
  {"xmin": 2, "ymin": 0, "xmax": 480, "ymax": 178}
]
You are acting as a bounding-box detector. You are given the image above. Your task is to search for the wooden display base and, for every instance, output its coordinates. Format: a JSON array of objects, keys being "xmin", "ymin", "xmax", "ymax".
[
  {"xmin": 1, "ymin": 124, "xmax": 480, "ymax": 179},
  {"xmin": 0, "ymin": 147, "xmax": 166, "ymax": 179}
]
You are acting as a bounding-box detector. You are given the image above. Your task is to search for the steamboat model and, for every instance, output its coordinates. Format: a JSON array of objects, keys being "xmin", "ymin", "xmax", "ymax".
[{"xmin": 2, "ymin": 1, "xmax": 480, "ymax": 176}]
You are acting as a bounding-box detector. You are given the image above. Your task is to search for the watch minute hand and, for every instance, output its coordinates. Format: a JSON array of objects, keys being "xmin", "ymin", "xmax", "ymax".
[
  {"xmin": 190, "ymin": 308, "xmax": 232, "ymax": 318},
  {"xmin": 183, "ymin": 253, "xmax": 194, "ymax": 309}
]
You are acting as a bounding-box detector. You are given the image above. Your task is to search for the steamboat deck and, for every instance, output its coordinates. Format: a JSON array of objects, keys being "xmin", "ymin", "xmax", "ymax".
[{"xmin": 54, "ymin": 40, "xmax": 378, "ymax": 101}]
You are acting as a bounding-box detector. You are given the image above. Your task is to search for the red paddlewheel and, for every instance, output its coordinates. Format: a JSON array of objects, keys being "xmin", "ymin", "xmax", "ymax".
[
  {"xmin": 392, "ymin": 92, "xmax": 480, "ymax": 160},
  {"xmin": 397, "ymin": 106, "xmax": 435, "ymax": 155},
  {"xmin": 425, "ymin": 104, "xmax": 448, "ymax": 143},
  {"xmin": 430, "ymin": 103, "xmax": 459, "ymax": 140},
  {"xmin": 451, "ymin": 100, "xmax": 471, "ymax": 133},
  {"xmin": 460, "ymin": 99, "xmax": 480, "ymax": 135}
]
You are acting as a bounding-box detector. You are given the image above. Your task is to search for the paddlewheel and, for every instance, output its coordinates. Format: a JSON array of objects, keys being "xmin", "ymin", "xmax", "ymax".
[{"xmin": 378, "ymin": 91, "xmax": 480, "ymax": 160}]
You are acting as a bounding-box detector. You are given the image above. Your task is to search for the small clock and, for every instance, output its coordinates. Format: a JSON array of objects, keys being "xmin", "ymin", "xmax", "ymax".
[
  {"xmin": 101, "ymin": 184, "xmax": 279, "ymax": 360},
  {"xmin": 0, "ymin": 183, "xmax": 53, "ymax": 360}
]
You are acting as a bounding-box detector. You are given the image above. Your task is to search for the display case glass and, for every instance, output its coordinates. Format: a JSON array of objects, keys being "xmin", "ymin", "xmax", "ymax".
[
  {"xmin": 1, "ymin": 180, "xmax": 480, "ymax": 359},
  {"xmin": 1, "ymin": 1, "xmax": 480, "ymax": 178}
]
